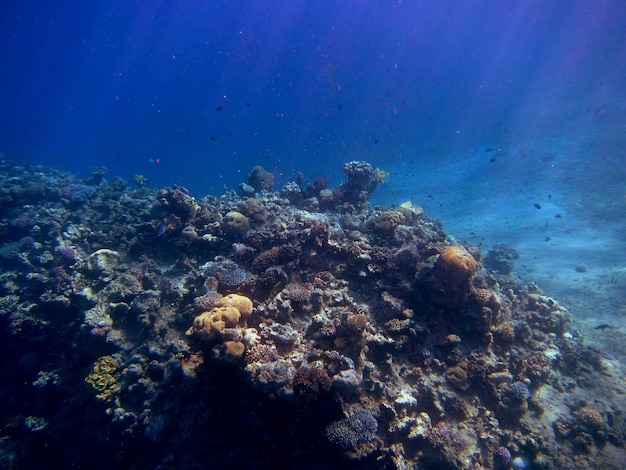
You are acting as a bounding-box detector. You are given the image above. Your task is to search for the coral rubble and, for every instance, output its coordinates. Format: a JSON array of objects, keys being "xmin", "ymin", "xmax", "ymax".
[{"xmin": 0, "ymin": 159, "xmax": 624, "ymax": 469}]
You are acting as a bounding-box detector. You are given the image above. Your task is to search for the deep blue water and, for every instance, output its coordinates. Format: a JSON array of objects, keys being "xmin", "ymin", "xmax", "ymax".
[
  {"xmin": 2, "ymin": 0, "xmax": 624, "ymax": 197},
  {"xmin": 2, "ymin": 4, "xmax": 626, "ymax": 467}
]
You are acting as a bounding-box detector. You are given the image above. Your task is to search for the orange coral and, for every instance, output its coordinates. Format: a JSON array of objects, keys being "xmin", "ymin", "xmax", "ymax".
[
  {"xmin": 428, "ymin": 245, "xmax": 478, "ymax": 307},
  {"xmin": 435, "ymin": 246, "xmax": 477, "ymax": 286}
]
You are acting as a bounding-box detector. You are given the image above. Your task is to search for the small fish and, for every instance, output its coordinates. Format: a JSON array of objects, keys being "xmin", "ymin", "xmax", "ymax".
[
  {"xmin": 489, "ymin": 157, "xmax": 496, "ymax": 163},
  {"xmin": 555, "ymin": 214, "xmax": 562, "ymax": 219},
  {"xmin": 155, "ymin": 224, "xmax": 167, "ymax": 237},
  {"xmin": 533, "ymin": 203, "xmax": 542, "ymax": 210},
  {"xmin": 595, "ymin": 324, "xmax": 618, "ymax": 331}
]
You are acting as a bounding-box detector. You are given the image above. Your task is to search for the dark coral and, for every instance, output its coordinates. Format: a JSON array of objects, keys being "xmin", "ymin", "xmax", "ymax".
[
  {"xmin": 293, "ymin": 367, "xmax": 332, "ymax": 401},
  {"xmin": 246, "ymin": 165, "xmax": 274, "ymax": 191},
  {"xmin": 508, "ymin": 381, "xmax": 531, "ymax": 401},
  {"xmin": 251, "ymin": 245, "xmax": 301, "ymax": 272},
  {"xmin": 204, "ymin": 261, "xmax": 247, "ymax": 288},
  {"xmin": 325, "ymin": 408, "xmax": 378, "ymax": 450},
  {"xmin": 484, "ymin": 244, "xmax": 519, "ymax": 275},
  {"xmin": 493, "ymin": 446, "xmax": 512, "ymax": 469},
  {"xmin": 157, "ymin": 185, "xmax": 199, "ymax": 224},
  {"xmin": 284, "ymin": 282, "xmax": 313, "ymax": 303},
  {"xmin": 306, "ymin": 176, "xmax": 330, "ymax": 196}
]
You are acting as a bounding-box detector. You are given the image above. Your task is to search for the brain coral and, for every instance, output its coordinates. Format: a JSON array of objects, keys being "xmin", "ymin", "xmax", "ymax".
[
  {"xmin": 445, "ymin": 366, "xmax": 469, "ymax": 392},
  {"xmin": 428, "ymin": 245, "xmax": 478, "ymax": 307},
  {"xmin": 239, "ymin": 198, "xmax": 269, "ymax": 224},
  {"xmin": 223, "ymin": 211, "xmax": 250, "ymax": 234},
  {"xmin": 435, "ymin": 245, "xmax": 477, "ymax": 286}
]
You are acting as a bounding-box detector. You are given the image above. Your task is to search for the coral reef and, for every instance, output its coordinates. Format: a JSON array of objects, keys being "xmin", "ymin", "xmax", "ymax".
[{"xmin": 0, "ymin": 159, "xmax": 624, "ymax": 469}]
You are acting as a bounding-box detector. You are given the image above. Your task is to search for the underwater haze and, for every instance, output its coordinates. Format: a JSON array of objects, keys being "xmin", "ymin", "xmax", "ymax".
[
  {"xmin": 1, "ymin": 1, "xmax": 626, "ymax": 469},
  {"xmin": 2, "ymin": 1, "xmax": 623, "ymax": 192}
]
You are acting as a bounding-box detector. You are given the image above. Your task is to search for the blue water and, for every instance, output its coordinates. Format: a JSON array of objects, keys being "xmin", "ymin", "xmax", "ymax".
[
  {"xmin": 2, "ymin": 3, "xmax": 626, "ymax": 467},
  {"xmin": 2, "ymin": 0, "xmax": 624, "ymax": 197},
  {"xmin": 2, "ymin": 1, "xmax": 625, "ymax": 307}
]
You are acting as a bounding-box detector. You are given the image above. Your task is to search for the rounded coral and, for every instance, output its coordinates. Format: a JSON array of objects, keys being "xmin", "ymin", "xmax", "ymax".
[
  {"xmin": 435, "ymin": 245, "xmax": 477, "ymax": 286},
  {"xmin": 216, "ymin": 294, "xmax": 253, "ymax": 320}
]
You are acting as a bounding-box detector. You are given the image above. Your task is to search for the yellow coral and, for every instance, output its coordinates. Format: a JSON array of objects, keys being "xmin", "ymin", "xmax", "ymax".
[
  {"xmin": 216, "ymin": 294, "xmax": 253, "ymax": 320},
  {"xmin": 92, "ymin": 355, "xmax": 118, "ymax": 374},
  {"xmin": 187, "ymin": 295, "xmax": 253, "ymax": 341},
  {"xmin": 214, "ymin": 305, "xmax": 242, "ymax": 325},
  {"xmin": 85, "ymin": 355, "xmax": 119, "ymax": 394},
  {"xmin": 85, "ymin": 373, "xmax": 116, "ymax": 393},
  {"xmin": 428, "ymin": 245, "xmax": 478, "ymax": 306},
  {"xmin": 186, "ymin": 305, "xmax": 242, "ymax": 342},
  {"xmin": 187, "ymin": 295, "xmax": 254, "ymax": 367}
]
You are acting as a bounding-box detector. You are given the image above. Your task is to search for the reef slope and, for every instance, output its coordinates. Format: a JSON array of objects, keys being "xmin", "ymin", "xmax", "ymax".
[{"xmin": 0, "ymin": 160, "xmax": 624, "ymax": 469}]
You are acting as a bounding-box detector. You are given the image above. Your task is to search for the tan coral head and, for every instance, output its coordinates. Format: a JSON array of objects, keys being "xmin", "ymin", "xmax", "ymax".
[
  {"xmin": 434, "ymin": 245, "xmax": 477, "ymax": 286},
  {"xmin": 216, "ymin": 294, "xmax": 254, "ymax": 320}
]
